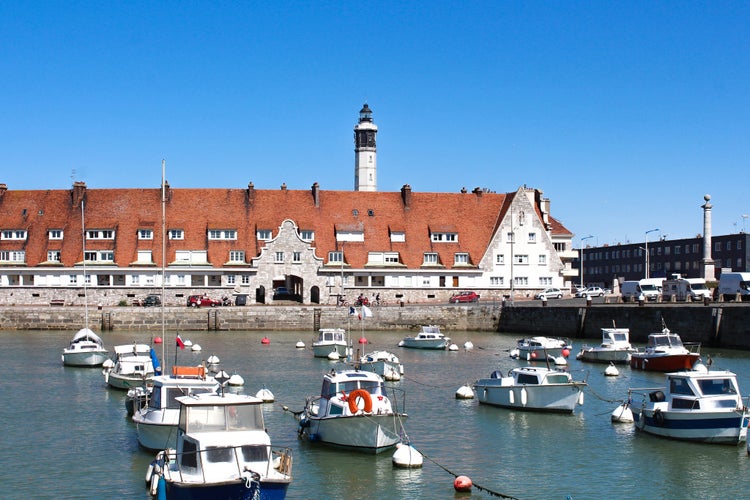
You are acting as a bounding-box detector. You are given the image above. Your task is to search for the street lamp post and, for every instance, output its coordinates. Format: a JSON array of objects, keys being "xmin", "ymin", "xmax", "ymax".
[
  {"xmin": 580, "ymin": 235, "xmax": 594, "ymax": 289},
  {"xmin": 742, "ymin": 214, "xmax": 749, "ymax": 234},
  {"xmin": 644, "ymin": 228, "xmax": 659, "ymax": 279}
]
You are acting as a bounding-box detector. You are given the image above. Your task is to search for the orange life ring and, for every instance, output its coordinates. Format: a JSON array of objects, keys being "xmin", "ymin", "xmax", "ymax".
[{"xmin": 348, "ymin": 389, "xmax": 373, "ymax": 413}]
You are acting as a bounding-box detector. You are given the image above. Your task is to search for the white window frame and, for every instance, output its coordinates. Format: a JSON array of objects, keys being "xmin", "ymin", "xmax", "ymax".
[
  {"xmin": 528, "ymin": 232, "xmax": 537, "ymax": 243},
  {"xmin": 1, "ymin": 230, "xmax": 27, "ymax": 240},
  {"xmin": 390, "ymin": 231, "xmax": 406, "ymax": 243},
  {"xmin": 329, "ymin": 251, "xmax": 343, "ymax": 263},
  {"xmin": 300, "ymin": 230, "xmax": 314, "ymax": 241},
  {"xmin": 86, "ymin": 229, "xmax": 115, "ymax": 240},
  {"xmin": 431, "ymin": 232, "xmax": 457, "ymax": 243},
  {"xmin": 227, "ymin": 275, "xmax": 236, "ymax": 285},
  {"xmin": 229, "ymin": 250, "xmax": 245, "ymax": 263},
  {"xmin": 84, "ymin": 250, "xmax": 114, "ymax": 262},
  {"xmin": 423, "ymin": 252, "xmax": 439, "ymax": 265},
  {"xmin": 496, "ymin": 254, "xmax": 505, "ymax": 265},
  {"xmin": 514, "ymin": 254, "xmax": 529, "ymax": 265},
  {"xmin": 49, "ymin": 229, "xmax": 63, "ymax": 240},
  {"xmin": 258, "ymin": 229, "xmax": 272, "ymax": 241},
  {"xmin": 208, "ymin": 229, "xmax": 237, "ymax": 240},
  {"xmin": 455, "ymin": 253, "xmax": 469, "ymax": 265},
  {"xmin": 490, "ymin": 276, "xmax": 504, "ymax": 286},
  {"xmin": 241, "ymin": 275, "xmax": 250, "ymax": 285},
  {"xmin": 293, "ymin": 251, "xmax": 302, "ymax": 263},
  {"xmin": 538, "ymin": 254, "xmax": 547, "ymax": 265},
  {"xmin": 0, "ymin": 250, "xmax": 25, "ymax": 262},
  {"xmin": 47, "ymin": 250, "xmax": 61, "ymax": 262},
  {"xmin": 138, "ymin": 229, "xmax": 153, "ymax": 240},
  {"xmin": 169, "ymin": 229, "xmax": 184, "ymax": 240},
  {"xmin": 275, "ymin": 251, "xmax": 284, "ymax": 263}
]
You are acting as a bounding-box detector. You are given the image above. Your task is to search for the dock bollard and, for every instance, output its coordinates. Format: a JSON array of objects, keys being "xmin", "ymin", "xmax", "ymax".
[
  {"xmin": 704, "ymin": 296, "xmax": 710, "ymax": 306},
  {"xmin": 541, "ymin": 296, "xmax": 547, "ymax": 307},
  {"xmin": 586, "ymin": 295, "xmax": 592, "ymax": 307},
  {"xmin": 638, "ymin": 293, "xmax": 645, "ymax": 306}
]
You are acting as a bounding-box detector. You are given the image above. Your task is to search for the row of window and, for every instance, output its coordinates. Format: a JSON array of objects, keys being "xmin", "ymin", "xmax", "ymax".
[
  {"xmin": 586, "ymin": 240, "xmax": 743, "ymax": 261},
  {"xmin": 488, "ymin": 276, "xmax": 554, "ymax": 287},
  {"xmin": 495, "ymin": 254, "xmax": 548, "ymax": 265},
  {"xmin": 585, "ymin": 258, "xmax": 746, "ymax": 276}
]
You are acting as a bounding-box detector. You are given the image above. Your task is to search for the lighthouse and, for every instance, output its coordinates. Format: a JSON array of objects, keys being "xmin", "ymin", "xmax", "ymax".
[{"xmin": 354, "ymin": 103, "xmax": 377, "ymax": 191}]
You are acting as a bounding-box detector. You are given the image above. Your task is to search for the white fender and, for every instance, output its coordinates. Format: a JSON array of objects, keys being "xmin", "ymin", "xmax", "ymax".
[
  {"xmin": 149, "ymin": 469, "xmax": 160, "ymax": 496},
  {"xmin": 520, "ymin": 387, "xmax": 528, "ymax": 406},
  {"xmin": 509, "ymin": 389, "xmax": 515, "ymax": 405}
]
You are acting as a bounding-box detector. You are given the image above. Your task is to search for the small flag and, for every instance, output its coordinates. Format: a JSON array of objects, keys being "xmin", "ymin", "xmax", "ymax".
[
  {"xmin": 361, "ymin": 305, "xmax": 373, "ymax": 318},
  {"xmin": 176, "ymin": 334, "xmax": 185, "ymax": 350}
]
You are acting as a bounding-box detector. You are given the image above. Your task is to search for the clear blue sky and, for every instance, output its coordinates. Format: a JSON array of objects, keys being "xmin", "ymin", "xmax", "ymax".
[{"xmin": 2, "ymin": 1, "xmax": 748, "ymax": 246}]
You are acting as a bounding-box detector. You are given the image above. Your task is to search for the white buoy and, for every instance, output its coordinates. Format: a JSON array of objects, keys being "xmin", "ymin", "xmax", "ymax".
[
  {"xmin": 102, "ymin": 358, "xmax": 114, "ymax": 369},
  {"xmin": 392, "ymin": 443, "xmax": 423, "ymax": 468},
  {"xmin": 604, "ymin": 363, "xmax": 620, "ymax": 376},
  {"xmin": 256, "ymin": 387, "xmax": 275, "ymax": 402},
  {"xmin": 183, "ymin": 339, "xmax": 193, "ymax": 347},
  {"xmin": 207, "ymin": 354, "xmax": 220, "ymax": 365},
  {"xmin": 455, "ymin": 385, "xmax": 475, "ymax": 399},
  {"xmin": 612, "ymin": 402, "xmax": 634, "ymax": 423},
  {"xmin": 228, "ymin": 373, "xmax": 245, "ymax": 386},
  {"xmin": 327, "ymin": 351, "xmax": 340, "ymax": 361},
  {"xmin": 191, "ymin": 344, "xmax": 202, "ymax": 352},
  {"xmin": 295, "ymin": 340, "xmax": 305, "ymax": 349},
  {"xmin": 554, "ymin": 356, "xmax": 567, "ymax": 366},
  {"xmin": 448, "ymin": 343, "xmax": 459, "ymax": 351},
  {"xmin": 464, "ymin": 341, "xmax": 474, "ymax": 350},
  {"xmin": 509, "ymin": 348, "xmax": 520, "ymax": 359}
]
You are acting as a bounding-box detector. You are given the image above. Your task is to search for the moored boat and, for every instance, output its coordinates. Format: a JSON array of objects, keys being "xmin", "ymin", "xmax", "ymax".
[
  {"xmin": 133, "ymin": 364, "xmax": 219, "ymax": 450},
  {"xmin": 62, "ymin": 328, "xmax": 108, "ymax": 367},
  {"xmin": 356, "ymin": 350, "xmax": 404, "ymax": 381},
  {"xmin": 398, "ymin": 325, "xmax": 450, "ymax": 350},
  {"xmin": 630, "ymin": 328, "xmax": 701, "ymax": 371},
  {"xmin": 511, "ymin": 336, "xmax": 571, "ymax": 360},
  {"xmin": 298, "ymin": 369, "xmax": 407, "ymax": 453},
  {"xmin": 103, "ymin": 343, "xmax": 159, "ymax": 390},
  {"xmin": 627, "ymin": 365, "xmax": 749, "ymax": 444},
  {"xmin": 146, "ymin": 391, "xmax": 292, "ymax": 499},
  {"xmin": 311, "ymin": 328, "xmax": 350, "ymax": 358},
  {"xmin": 577, "ymin": 327, "xmax": 635, "ymax": 364},
  {"xmin": 473, "ymin": 366, "xmax": 586, "ymax": 413}
]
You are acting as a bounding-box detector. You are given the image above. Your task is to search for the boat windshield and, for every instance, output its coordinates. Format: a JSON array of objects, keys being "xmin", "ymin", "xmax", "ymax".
[
  {"xmin": 649, "ymin": 335, "xmax": 683, "ymax": 348},
  {"xmin": 612, "ymin": 333, "xmax": 628, "ymax": 342},
  {"xmin": 669, "ymin": 377, "xmax": 695, "ymax": 396},
  {"xmin": 545, "ymin": 374, "xmax": 570, "ymax": 384},
  {"xmin": 697, "ymin": 378, "xmax": 737, "ymax": 396},
  {"xmin": 183, "ymin": 403, "xmax": 264, "ymax": 432}
]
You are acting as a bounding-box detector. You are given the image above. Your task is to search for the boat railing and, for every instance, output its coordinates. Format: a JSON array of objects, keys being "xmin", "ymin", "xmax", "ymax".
[
  {"xmin": 387, "ymin": 386, "xmax": 408, "ymax": 415},
  {"xmin": 627, "ymin": 386, "xmax": 668, "ymax": 404},
  {"xmin": 684, "ymin": 342, "xmax": 701, "ymax": 353},
  {"xmin": 168, "ymin": 444, "xmax": 293, "ymax": 484}
]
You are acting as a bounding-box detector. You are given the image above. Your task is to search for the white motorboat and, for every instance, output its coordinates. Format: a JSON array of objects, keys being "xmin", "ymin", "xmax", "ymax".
[
  {"xmin": 576, "ymin": 327, "xmax": 636, "ymax": 364},
  {"xmin": 133, "ymin": 364, "xmax": 219, "ymax": 450},
  {"xmin": 626, "ymin": 366, "xmax": 749, "ymax": 444},
  {"xmin": 62, "ymin": 328, "xmax": 108, "ymax": 367},
  {"xmin": 356, "ymin": 350, "xmax": 404, "ymax": 381},
  {"xmin": 630, "ymin": 328, "xmax": 701, "ymax": 372},
  {"xmin": 473, "ymin": 366, "xmax": 586, "ymax": 413},
  {"xmin": 398, "ymin": 325, "xmax": 450, "ymax": 350},
  {"xmin": 311, "ymin": 328, "xmax": 350, "ymax": 358},
  {"xmin": 146, "ymin": 392, "xmax": 292, "ymax": 500},
  {"xmin": 298, "ymin": 369, "xmax": 407, "ymax": 453},
  {"xmin": 103, "ymin": 343, "xmax": 158, "ymax": 390},
  {"xmin": 511, "ymin": 336, "xmax": 571, "ymax": 360}
]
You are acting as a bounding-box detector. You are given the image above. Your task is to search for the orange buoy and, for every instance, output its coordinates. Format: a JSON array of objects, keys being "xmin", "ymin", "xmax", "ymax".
[
  {"xmin": 261, "ymin": 337, "xmax": 270, "ymax": 345},
  {"xmin": 153, "ymin": 337, "xmax": 163, "ymax": 344},
  {"xmin": 562, "ymin": 348, "xmax": 570, "ymax": 357},
  {"xmin": 454, "ymin": 475, "xmax": 472, "ymax": 492},
  {"xmin": 530, "ymin": 351, "xmax": 537, "ymax": 359},
  {"xmin": 358, "ymin": 337, "xmax": 368, "ymax": 344}
]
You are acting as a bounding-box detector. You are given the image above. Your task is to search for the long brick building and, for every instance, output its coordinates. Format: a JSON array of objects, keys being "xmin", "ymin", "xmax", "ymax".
[{"xmin": 0, "ymin": 105, "xmax": 577, "ymax": 306}]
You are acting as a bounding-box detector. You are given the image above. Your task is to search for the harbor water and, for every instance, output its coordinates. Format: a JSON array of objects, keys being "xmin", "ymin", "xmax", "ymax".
[{"xmin": 2, "ymin": 328, "xmax": 750, "ymax": 499}]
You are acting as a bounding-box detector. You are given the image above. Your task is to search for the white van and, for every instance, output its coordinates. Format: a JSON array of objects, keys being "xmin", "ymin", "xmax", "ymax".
[
  {"xmin": 621, "ymin": 280, "xmax": 660, "ymax": 302},
  {"xmin": 718, "ymin": 272, "xmax": 750, "ymax": 301},
  {"xmin": 639, "ymin": 278, "xmax": 663, "ymax": 301},
  {"xmin": 662, "ymin": 278, "xmax": 711, "ymax": 301}
]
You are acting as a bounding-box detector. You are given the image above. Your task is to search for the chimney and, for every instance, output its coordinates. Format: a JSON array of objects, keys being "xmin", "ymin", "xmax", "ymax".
[
  {"xmin": 72, "ymin": 181, "xmax": 87, "ymax": 208},
  {"xmin": 472, "ymin": 187, "xmax": 483, "ymax": 197},
  {"xmin": 0, "ymin": 183, "xmax": 6, "ymax": 201},
  {"xmin": 401, "ymin": 184, "xmax": 412, "ymax": 208},
  {"xmin": 163, "ymin": 180, "xmax": 172, "ymax": 202},
  {"xmin": 246, "ymin": 182, "xmax": 255, "ymax": 206},
  {"xmin": 281, "ymin": 183, "xmax": 287, "ymax": 191},
  {"xmin": 460, "ymin": 187, "xmax": 467, "ymax": 193},
  {"xmin": 311, "ymin": 182, "xmax": 320, "ymax": 208}
]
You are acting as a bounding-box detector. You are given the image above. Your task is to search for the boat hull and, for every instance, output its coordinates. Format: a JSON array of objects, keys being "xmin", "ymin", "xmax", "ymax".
[
  {"xmin": 106, "ymin": 372, "xmax": 153, "ymax": 390},
  {"xmin": 517, "ymin": 347, "xmax": 562, "ymax": 360},
  {"xmin": 62, "ymin": 350, "xmax": 109, "ymax": 367},
  {"xmin": 359, "ymin": 360, "xmax": 402, "ymax": 381},
  {"xmin": 163, "ymin": 477, "xmax": 289, "ymax": 500},
  {"xmin": 474, "ymin": 379, "xmax": 583, "ymax": 413},
  {"xmin": 300, "ymin": 413, "xmax": 406, "ymax": 453},
  {"xmin": 398, "ymin": 339, "xmax": 447, "ymax": 349},
  {"xmin": 578, "ymin": 348, "xmax": 633, "ymax": 364},
  {"xmin": 135, "ymin": 417, "xmax": 178, "ymax": 450},
  {"xmin": 630, "ymin": 353, "xmax": 701, "ymax": 372},
  {"xmin": 311, "ymin": 343, "xmax": 348, "ymax": 358},
  {"xmin": 633, "ymin": 408, "xmax": 749, "ymax": 444}
]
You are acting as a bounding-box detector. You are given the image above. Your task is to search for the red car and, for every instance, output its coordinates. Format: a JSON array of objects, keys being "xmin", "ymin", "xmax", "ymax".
[
  {"xmin": 186, "ymin": 295, "xmax": 221, "ymax": 307},
  {"xmin": 449, "ymin": 291, "xmax": 480, "ymax": 303}
]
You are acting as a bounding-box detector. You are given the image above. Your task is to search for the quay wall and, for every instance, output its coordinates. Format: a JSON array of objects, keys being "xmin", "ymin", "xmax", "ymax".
[{"xmin": 3, "ymin": 302, "xmax": 750, "ymax": 350}]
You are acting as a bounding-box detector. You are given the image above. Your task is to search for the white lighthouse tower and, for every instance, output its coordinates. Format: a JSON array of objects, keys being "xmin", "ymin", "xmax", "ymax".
[{"xmin": 354, "ymin": 103, "xmax": 377, "ymax": 191}]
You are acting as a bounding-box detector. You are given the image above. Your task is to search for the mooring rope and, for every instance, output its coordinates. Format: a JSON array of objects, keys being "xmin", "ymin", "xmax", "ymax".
[{"xmin": 413, "ymin": 445, "xmax": 520, "ymax": 499}]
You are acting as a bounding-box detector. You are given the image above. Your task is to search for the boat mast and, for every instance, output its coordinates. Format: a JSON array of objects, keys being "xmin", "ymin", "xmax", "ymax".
[
  {"xmin": 161, "ymin": 159, "xmax": 167, "ymax": 369},
  {"xmin": 81, "ymin": 199, "xmax": 88, "ymax": 329}
]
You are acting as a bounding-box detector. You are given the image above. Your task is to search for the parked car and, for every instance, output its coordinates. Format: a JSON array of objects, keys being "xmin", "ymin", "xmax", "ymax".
[
  {"xmin": 575, "ymin": 286, "xmax": 605, "ymax": 298},
  {"xmin": 535, "ymin": 288, "xmax": 563, "ymax": 300},
  {"xmin": 273, "ymin": 287, "xmax": 292, "ymax": 300},
  {"xmin": 449, "ymin": 291, "xmax": 480, "ymax": 303},
  {"xmin": 142, "ymin": 294, "xmax": 161, "ymax": 307},
  {"xmin": 186, "ymin": 295, "xmax": 220, "ymax": 307}
]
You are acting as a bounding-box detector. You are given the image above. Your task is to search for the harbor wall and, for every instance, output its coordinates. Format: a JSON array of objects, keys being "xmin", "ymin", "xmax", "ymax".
[{"xmin": 3, "ymin": 302, "xmax": 750, "ymax": 350}]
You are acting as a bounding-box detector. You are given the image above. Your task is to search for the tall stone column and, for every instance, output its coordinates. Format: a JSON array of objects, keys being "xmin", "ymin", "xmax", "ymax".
[{"xmin": 701, "ymin": 194, "xmax": 716, "ymax": 280}]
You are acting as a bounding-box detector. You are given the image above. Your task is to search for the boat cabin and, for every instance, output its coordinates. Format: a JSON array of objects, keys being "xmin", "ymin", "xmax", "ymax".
[
  {"xmin": 317, "ymin": 328, "xmax": 346, "ymax": 343},
  {"xmin": 647, "ymin": 331, "xmax": 685, "ymax": 350},
  {"xmin": 510, "ymin": 367, "xmax": 572, "ymax": 385},
  {"xmin": 663, "ymin": 372, "xmax": 742, "ymax": 410}
]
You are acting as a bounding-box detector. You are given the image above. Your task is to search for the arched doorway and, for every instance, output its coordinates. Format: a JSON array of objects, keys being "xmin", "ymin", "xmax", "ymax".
[
  {"xmin": 310, "ymin": 286, "xmax": 320, "ymax": 304},
  {"xmin": 256, "ymin": 285, "xmax": 266, "ymax": 304}
]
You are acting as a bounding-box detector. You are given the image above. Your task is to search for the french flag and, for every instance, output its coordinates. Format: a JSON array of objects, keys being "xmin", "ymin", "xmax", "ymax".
[{"xmin": 176, "ymin": 334, "xmax": 185, "ymax": 350}]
